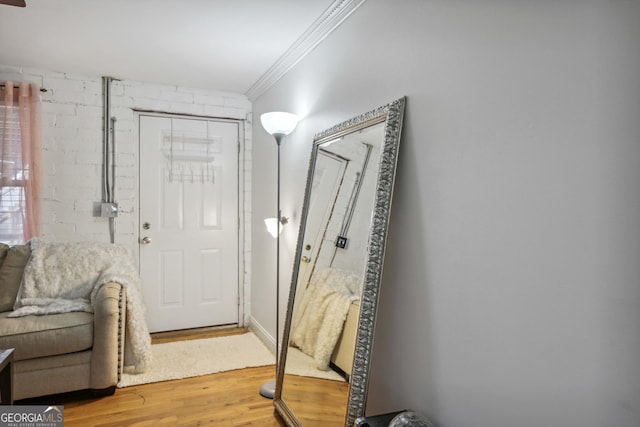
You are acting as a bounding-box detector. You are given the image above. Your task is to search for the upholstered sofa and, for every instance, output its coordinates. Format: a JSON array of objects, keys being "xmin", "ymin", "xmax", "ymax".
[{"xmin": 0, "ymin": 243, "xmax": 126, "ymax": 400}]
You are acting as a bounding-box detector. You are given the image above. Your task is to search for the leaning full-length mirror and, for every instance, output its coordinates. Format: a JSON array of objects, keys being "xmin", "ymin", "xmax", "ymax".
[{"xmin": 274, "ymin": 98, "xmax": 406, "ymax": 427}]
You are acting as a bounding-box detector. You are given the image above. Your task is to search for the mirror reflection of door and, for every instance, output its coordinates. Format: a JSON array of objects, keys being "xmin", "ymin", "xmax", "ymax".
[
  {"xmin": 295, "ymin": 150, "xmax": 347, "ymax": 309},
  {"xmin": 315, "ymin": 140, "xmax": 375, "ymax": 276},
  {"xmin": 138, "ymin": 114, "xmax": 240, "ymax": 333},
  {"xmin": 281, "ymin": 122, "xmax": 385, "ymax": 426}
]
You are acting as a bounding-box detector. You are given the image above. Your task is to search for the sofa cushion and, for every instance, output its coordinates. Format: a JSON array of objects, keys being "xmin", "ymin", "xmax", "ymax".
[
  {"xmin": 0, "ymin": 311, "xmax": 93, "ymax": 361},
  {"xmin": 0, "ymin": 243, "xmax": 9, "ymax": 264},
  {"xmin": 0, "ymin": 244, "xmax": 31, "ymax": 312}
]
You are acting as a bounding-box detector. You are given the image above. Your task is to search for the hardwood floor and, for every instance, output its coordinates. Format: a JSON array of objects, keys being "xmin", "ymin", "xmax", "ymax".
[
  {"xmin": 18, "ymin": 327, "xmax": 350, "ymax": 426},
  {"xmin": 59, "ymin": 365, "xmax": 287, "ymax": 427},
  {"xmin": 149, "ymin": 325, "xmax": 248, "ymax": 345},
  {"xmin": 20, "ymin": 327, "xmax": 287, "ymax": 427},
  {"xmin": 279, "ymin": 374, "xmax": 350, "ymax": 427}
]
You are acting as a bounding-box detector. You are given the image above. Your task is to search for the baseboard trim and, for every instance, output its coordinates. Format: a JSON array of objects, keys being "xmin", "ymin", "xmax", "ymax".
[{"xmin": 248, "ymin": 315, "xmax": 276, "ymax": 356}]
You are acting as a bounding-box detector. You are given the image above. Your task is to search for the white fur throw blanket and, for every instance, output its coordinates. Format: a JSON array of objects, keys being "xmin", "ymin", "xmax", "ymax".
[
  {"xmin": 290, "ymin": 268, "xmax": 361, "ymax": 370},
  {"xmin": 9, "ymin": 238, "xmax": 152, "ymax": 374}
]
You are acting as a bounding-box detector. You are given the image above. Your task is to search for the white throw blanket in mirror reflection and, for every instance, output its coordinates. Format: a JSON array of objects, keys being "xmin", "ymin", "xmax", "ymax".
[
  {"xmin": 290, "ymin": 268, "xmax": 361, "ymax": 370},
  {"xmin": 9, "ymin": 238, "xmax": 152, "ymax": 373}
]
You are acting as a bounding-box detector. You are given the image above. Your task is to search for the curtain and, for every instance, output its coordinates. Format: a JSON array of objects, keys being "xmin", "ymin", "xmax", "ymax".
[{"xmin": 0, "ymin": 81, "xmax": 42, "ymax": 242}]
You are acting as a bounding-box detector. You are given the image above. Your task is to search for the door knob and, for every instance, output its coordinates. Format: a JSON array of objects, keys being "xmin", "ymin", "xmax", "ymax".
[
  {"xmin": 140, "ymin": 236, "xmax": 152, "ymax": 245},
  {"xmin": 301, "ymin": 256, "xmax": 311, "ymax": 263}
]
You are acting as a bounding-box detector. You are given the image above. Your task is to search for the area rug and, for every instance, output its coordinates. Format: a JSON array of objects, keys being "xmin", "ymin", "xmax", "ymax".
[
  {"xmin": 285, "ymin": 347, "xmax": 346, "ymax": 382},
  {"xmin": 118, "ymin": 332, "xmax": 274, "ymax": 387}
]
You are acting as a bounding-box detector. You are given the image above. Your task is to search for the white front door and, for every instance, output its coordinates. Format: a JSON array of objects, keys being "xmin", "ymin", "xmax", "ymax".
[{"xmin": 139, "ymin": 115, "xmax": 239, "ymax": 333}]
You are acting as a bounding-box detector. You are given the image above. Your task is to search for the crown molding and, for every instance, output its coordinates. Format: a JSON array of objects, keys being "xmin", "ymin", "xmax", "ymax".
[{"xmin": 246, "ymin": 0, "xmax": 367, "ymax": 101}]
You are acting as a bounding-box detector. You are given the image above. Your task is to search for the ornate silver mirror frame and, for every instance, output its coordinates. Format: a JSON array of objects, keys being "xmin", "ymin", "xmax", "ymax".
[{"xmin": 274, "ymin": 97, "xmax": 406, "ymax": 427}]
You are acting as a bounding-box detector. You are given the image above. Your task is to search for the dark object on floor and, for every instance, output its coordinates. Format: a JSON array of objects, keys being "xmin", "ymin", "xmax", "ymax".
[
  {"xmin": 354, "ymin": 410, "xmax": 405, "ymax": 427},
  {"xmin": 389, "ymin": 410, "xmax": 435, "ymax": 427}
]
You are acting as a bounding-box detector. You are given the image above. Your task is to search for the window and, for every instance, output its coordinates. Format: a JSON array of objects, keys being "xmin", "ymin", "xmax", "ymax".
[{"xmin": 0, "ymin": 83, "xmax": 42, "ymax": 244}]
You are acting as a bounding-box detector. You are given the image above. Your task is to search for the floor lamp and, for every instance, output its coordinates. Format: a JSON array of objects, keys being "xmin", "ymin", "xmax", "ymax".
[{"xmin": 259, "ymin": 111, "xmax": 299, "ymax": 399}]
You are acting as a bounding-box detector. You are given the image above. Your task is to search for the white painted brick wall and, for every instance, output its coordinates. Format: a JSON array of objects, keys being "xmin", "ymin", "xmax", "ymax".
[{"xmin": 0, "ymin": 64, "xmax": 253, "ymax": 323}]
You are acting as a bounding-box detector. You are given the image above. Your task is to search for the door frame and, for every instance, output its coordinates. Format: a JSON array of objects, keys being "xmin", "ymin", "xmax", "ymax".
[{"xmin": 134, "ymin": 110, "xmax": 248, "ymax": 328}]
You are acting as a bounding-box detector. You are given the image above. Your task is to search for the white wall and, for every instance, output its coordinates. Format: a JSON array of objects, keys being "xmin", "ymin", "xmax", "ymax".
[
  {"xmin": 251, "ymin": 1, "xmax": 640, "ymax": 426},
  {"xmin": 0, "ymin": 65, "xmax": 254, "ymax": 323}
]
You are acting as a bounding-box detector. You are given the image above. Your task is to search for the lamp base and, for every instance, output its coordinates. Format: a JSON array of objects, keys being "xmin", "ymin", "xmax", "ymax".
[{"xmin": 259, "ymin": 379, "xmax": 276, "ymax": 399}]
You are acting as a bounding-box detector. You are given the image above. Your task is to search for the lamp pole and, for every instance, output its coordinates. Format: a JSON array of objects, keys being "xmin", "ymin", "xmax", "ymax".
[
  {"xmin": 259, "ymin": 134, "xmax": 283, "ymax": 399},
  {"xmin": 259, "ymin": 113, "xmax": 298, "ymax": 399},
  {"xmin": 275, "ymin": 133, "xmax": 282, "ymax": 384}
]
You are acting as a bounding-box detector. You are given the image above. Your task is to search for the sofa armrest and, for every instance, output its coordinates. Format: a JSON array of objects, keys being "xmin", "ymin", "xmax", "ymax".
[{"xmin": 90, "ymin": 282, "xmax": 126, "ymax": 390}]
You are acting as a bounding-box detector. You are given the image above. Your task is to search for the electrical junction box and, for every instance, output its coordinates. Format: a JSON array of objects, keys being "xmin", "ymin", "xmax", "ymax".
[{"xmin": 100, "ymin": 202, "xmax": 119, "ymax": 218}]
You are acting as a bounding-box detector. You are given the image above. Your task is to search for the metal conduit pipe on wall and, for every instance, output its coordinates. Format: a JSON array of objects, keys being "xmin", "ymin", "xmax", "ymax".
[{"xmin": 100, "ymin": 76, "xmax": 119, "ymax": 243}]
